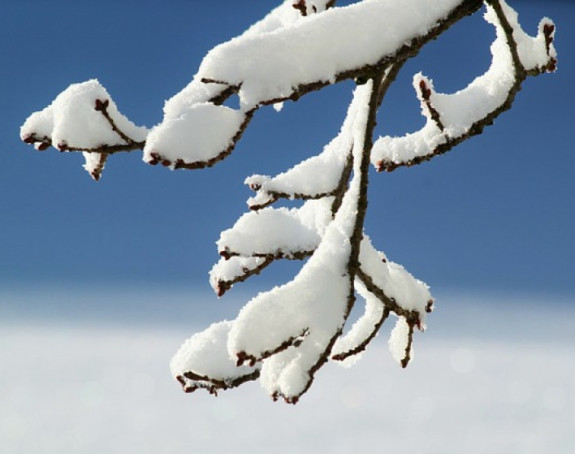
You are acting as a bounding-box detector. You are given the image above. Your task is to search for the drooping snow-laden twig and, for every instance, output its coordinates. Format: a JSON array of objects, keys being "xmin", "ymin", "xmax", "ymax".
[
  {"xmin": 21, "ymin": 0, "xmax": 556, "ymax": 403},
  {"xmin": 372, "ymin": 0, "xmax": 557, "ymax": 171}
]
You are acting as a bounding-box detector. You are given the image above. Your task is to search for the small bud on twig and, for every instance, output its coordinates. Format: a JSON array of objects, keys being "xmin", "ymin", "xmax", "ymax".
[
  {"xmin": 292, "ymin": 0, "xmax": 307, "ymax": 16},
  {"xmin": 57, "ymin": 142, "xmax": 69, "ymax": 151},
  {"xmin": 419, "ymin": 79, "xmax": 432, "ymax": 100},
  {"xmin": 236, "ymin": 351, "xmax": 256, "ymax": 367},
  {"xmin": 543, "ymin": 22, "xmax": 555, "ymax": 51},
  {"xmin": 94, "ymin": 98, "xmax": 110, "ymax": 112}
]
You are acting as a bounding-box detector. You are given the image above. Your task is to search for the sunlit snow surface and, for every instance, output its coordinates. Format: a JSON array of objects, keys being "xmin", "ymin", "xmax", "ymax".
[{"xmin": 1, "ymin": 287, "xmax": 574, "ymax": 454}]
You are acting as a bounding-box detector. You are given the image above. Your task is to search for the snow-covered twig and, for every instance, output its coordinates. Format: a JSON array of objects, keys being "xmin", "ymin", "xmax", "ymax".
[{"xmin": 373, "ymin": 0, "xmax": 557, "ymax": 172}]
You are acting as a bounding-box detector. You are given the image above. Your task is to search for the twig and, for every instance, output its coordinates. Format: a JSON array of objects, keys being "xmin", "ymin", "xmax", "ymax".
[
  {"xmin": 332, "ymin": 307, "xmax": 390, "ymax": 361},
  {"xmin": 377, "ymin": 0, "xmax": 557, "ymax": 172}
]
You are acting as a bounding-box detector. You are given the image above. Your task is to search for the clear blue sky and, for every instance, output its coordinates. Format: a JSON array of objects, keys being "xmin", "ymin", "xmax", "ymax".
[{"xmin": 1, "ymin": 0, "xmax": 573, "ymax": 298}]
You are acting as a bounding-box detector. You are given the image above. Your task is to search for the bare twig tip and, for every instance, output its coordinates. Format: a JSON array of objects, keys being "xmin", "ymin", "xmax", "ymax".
[
  {"xmin": 57, "ymin": 142, "xmax": 68, "ymax": 151},
  {"xmin": 419, "ymin": 79, "xmax": 432, "ymax": 99},
  {"xmin": 94, "ymin": 98, "xmax": 110, "ymax": 112},
  {"xmin": 292, "ymin": 0, "xmax": 307, "ymax": 16}
]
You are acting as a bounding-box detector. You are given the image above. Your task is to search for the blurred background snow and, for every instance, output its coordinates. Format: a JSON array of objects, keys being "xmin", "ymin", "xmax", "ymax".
[{"xmin": 1, "ymin": 287, "xmax": 574, "ymax": 454}]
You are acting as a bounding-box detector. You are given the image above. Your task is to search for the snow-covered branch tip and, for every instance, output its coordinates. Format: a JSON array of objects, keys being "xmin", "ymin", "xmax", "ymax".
[
  {"xmin": 20, "ymin": 79, "xmax": 149, "ymax": 180},
  {"xmin": 22, "ymin": 0, "xmax": 555, "ymax": 403},
  {"xmin": 373, "ymin": 0, "xmax": 557, "ymax": 172}
]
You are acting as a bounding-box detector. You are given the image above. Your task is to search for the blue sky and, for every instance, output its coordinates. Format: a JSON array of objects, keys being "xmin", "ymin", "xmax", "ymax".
[{"xmin": 1, "ymin": 0, "xmax": 573, "ymax": 299}]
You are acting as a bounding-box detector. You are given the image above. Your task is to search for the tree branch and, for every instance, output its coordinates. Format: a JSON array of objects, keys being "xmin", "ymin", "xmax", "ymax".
[
  {"xmin": 356, "ymin": 267, "xmax": 424, "ymax": 327},
  {"xmin": 176, "ymin": 369, "xmax": 261, "ymax": 395},
  {"xmin": 281, "ymin": 73, "xmax": 387, "ymax": 403},
  {"xmin": 147, "ymin": 108, "xmax": 256, "ymax": 170},
  {"xmin": 332, "ymin": 307, "xmax": 390, "ymax": 362},
  {"xmin": 94, "ymin": 99, "xmax": 139, "ymax": 146},
  {"xmin": 375, "ymin": 0, "xmax": 557, "ymax": 172},
  {"xmin": 236, "ymin": 329, "xmax": 310, "ymax": 367},
  {"xmin": 211, "ymin": 250, "xmax": 315, "ymax": 297},
  {"xmin": 210, "ymin": 256, "xmax": 274, "ymax": 297}
]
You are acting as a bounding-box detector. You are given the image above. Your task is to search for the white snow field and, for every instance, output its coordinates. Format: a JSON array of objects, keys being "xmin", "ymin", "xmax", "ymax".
[{"xmin": 1, "ymin": 287, "xmax": 573, "ymax": 454}]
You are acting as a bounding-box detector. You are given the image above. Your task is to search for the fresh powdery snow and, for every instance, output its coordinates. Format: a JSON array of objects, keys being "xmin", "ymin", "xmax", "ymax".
[
  {"xmin": 359, "ymin": 235, "xmax": 431, "ymax": 314},
  {"xmin": 144, "ymin": 103, "xmax": 245, "ymax": 166},
  {"xmin": 170, "ymin": 321, "xmax": 259, "ymax": 392},
  {"xmin": 216, "ymin": 200, "xmax": 331, "ymax": 258},
  {"xmin": 81, "ymin": 151, "xmax": 106, "ymax": 178},
  {"xmin": 388, "ymin": 317, "xmax": 413, "ymax": 365},
  {"xmin": 244, "ymin": 81, "xmax": 363, "ymax": 208},
  {"xmin": 20, "ymin": 79, "xmax": 148, "ymax": 150},
  {"xmin": 331, "ymin": 280, "xmax": 387, "ymax": 367},
  {"xmin": 172, "ymin": 82, "xmax": 378, "ymax": 401},
  {"xmin": 195, "ymin": 0, "xmax": 463, "ymax": 108},
  {"xmin": 240, "ymin": 0, "xmax": 334, "ymax": 38},
  {"xmin": 166, "ymin": 0, "xmax": 557, "ymax": 398},
  {"xmin": 143, "ymin": 0, "xmax": 467, "ymax": 168},
  {"xmin": 209, "ymin": 256, "xmax": 267, "ymax": 294},
  {"xmin": 21, "ymin": 0, "xmax": 555, "ymax": 179},
  {"xmin": 244, "ymin": 139, "xmax": 350, "ymax": 208},
  {"xmin": 371, "ymin": 3, "xmax": 556, "ymax": 168},
  {"xmin": 497, "ymin": 1, "xmax": 557, "ymax": 70}
]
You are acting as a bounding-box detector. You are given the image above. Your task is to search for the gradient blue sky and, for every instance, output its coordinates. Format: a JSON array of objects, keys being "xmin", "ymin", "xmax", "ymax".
[{"xmin": 1, "ymin": 0, "xmax": 573, "ymax": 300}]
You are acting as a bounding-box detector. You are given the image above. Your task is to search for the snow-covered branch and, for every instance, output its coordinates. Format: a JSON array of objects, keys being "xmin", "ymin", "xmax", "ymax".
[
  {"xmin": 373, "ymin": 0, "xmax": 557, "ymax": 172},
  {"xmin": 171, "ymin": 0, "xmax": 556, "ymax": 404},
  {"xmin": 331, "ymin": 280, "xmax": 391, "ymax": 364},
  {"xmin": 170, "ymin": 321, "xmax": 261, "ymax": 395},
  {"xmin": 20, "ymin": 80, "xmax": 148, "ymax": 180},
  {"xmin": 22, "ymin": 0, "xmax": 556, "ymax": 403},
  {"xmin": 174, "ymin": 67, "xmax": 435, "ymax": 403},
  {"xmin": 21, "ymin": 0, "xmax": 484, "ymax": 180},
  {"xmin": 209, "ymin": 256, "xmax": 273, "ymax": 298}
]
